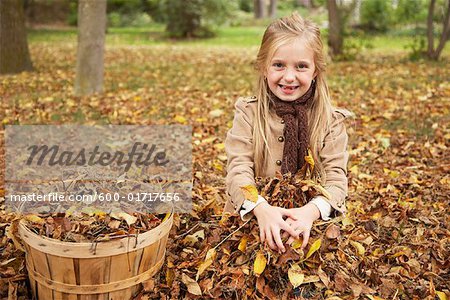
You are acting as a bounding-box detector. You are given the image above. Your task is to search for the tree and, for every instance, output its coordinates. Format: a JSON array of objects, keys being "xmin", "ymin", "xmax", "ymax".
[
  {"xmin": 327, "ymin": 0, "xmax": 343, "ymax": 57},
  {"xmin": 254, "ymin": 0, "xmax": 264, "ymax": 19},
  {"xmin": 152, "ymin": 0, "xmax": 233, "ymax": 38},
  {"xmin": 269, "ymin": 0, "xmax": 277, "ymax": 18},
  {"xmin": 326, "ymin": 0, "xmax": 357, "ymax": 59},
  {"xmin": 0, "ymin": 0, "xmax": 33, "ymax": 74},
  {"xmin": 426, "ymin": 0, "xmax": 450, "ymax": 60},
  {"xmin": 74, "ymin": 0, "xmax": 107, "ymax": 96},
  {"xmin": 296, "ymin": 0, "xmax": 312, "ymax": 8}
]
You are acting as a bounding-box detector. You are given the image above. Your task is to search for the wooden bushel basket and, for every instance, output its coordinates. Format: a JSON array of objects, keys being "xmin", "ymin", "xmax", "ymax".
[{"xmin": 18, "ymin": 213, "xmax": 173, "ymax": 300}]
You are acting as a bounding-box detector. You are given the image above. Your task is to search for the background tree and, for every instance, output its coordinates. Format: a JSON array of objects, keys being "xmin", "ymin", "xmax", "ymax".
[
  {"xmin": 326, "ymin": 0, "xmax": 357, "ymax": 59},
  {"xmin": 426, "ymin": 0, "xmax": 450, "ymax": 60},
  {"xmin": 327, "ymin": 0, "xmax": 343, "ymax": 57},
  {"xmin": 254, "ymin": 0, "xmax": 265, "ymax": 19},
  {"xmin": 74, "ymin": 0, "xmax": 107, "ymax": 96},
  {"xmin": 359, "ymin": 0, "xmax": 392, "ymax": 32},
  {"xmin": 149, "ymin": 0, "xmax": 234, "ymax": 38},
  {"xmin": 269, "ymin": 0, "xmax": 277, "ymax": 18},
  {"xmin": 0, "ymin": 0, "xmax": 33, "ymax": 74}
]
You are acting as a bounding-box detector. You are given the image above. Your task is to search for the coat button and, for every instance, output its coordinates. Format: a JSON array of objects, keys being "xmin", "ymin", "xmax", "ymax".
[
  {"xmin": 278, "ymin": 136, "xmax": 284, "ymax": 142},
  {"xmin": 276, "ymin": 160, "xmax": 282, "ymax": 166},
  {"xmin": 281, "ymin": 119, "xmax": 285, "ymax": 124}
]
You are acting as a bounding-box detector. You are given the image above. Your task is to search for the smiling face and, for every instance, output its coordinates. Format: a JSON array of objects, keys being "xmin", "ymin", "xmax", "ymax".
[{"xmin": 266, "ymin": 38, "xmax": 316, "ymax": 102}]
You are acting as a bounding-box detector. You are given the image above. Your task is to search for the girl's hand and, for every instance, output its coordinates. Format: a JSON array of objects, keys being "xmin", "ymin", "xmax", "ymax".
[
  {"xmin": 253, "ymin": 202, "xmax": 299, "ymax": 253},
  {"xmin": 282, "ymin": 203, "xmax": 321, "ymax": 249}
]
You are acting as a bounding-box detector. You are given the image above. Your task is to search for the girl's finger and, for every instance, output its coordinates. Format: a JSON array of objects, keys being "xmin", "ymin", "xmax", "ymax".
[
  {"xmin": 301, "ymin": 229, "xmax": 311, "ymax": 249},
  {"xmin": 271, "ymin": 227, "xmax": 285, "ymax": 253},
  {"xmin": 280, "ymin": 221, "xmax": 298, "ymax": 239},
  {"xmin": 287, "ymin": 229, "xmax": 301, "ymax": 245},
  {"xmin": 259, "ymin": 227, "xmax": 265, "ymax": 244},
  {"xmin": 265, "ymin": 228, "xmax": 276, "ymax": 250}
]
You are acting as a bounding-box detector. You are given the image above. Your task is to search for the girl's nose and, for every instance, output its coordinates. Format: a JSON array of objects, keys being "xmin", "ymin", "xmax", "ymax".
[{"xmin": 284, "ymin": 69, "xmax": 295, "ymax": 82}]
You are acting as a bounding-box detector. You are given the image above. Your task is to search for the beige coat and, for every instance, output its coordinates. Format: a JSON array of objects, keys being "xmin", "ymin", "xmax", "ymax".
[{"xmin": 223, "ymin": 96, "xmax": 351, "ymax": 216}]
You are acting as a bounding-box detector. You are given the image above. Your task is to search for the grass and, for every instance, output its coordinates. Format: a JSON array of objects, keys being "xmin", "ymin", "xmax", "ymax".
[{"xmin": 27, "ymin": 24, "xmax": 450, "ymax": 57}]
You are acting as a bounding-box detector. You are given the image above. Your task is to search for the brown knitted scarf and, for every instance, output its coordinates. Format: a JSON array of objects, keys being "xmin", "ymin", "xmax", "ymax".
[{"xmin": 271, "ymin": 80, "xmax": 316, "ymax": 174}]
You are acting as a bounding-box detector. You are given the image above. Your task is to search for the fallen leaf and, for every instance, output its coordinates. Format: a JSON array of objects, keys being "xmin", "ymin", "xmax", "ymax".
[
  {"xmin": 288, "ymin": 264, "xmax": 304, "ymax": 288},
  {"xmin": 181, "ymin": 273, "xmax": 202, "ymax": 296},
  {"xmin": 350, "ymin": 240, "xmax": 366, "ymax": 256},
  {"xmin": 253, "ymin": 251, "xmax": 267, "ymax": 276},
  {"xmin": 240, "ymin": 185, "xmax": 258, "ymax": 202},
  {"xmin": 304, "ymin": 238, "xmax": 321, "ymax": 260},
  {"xmin": 196, "ymin": 248, "xmax": 216, "ymax": 280},
  {"xmin": 238, "ymin": 236, "xmax": 247, "ymax": 252},
  {"xmin": 325, "ymin": 224, "xmax": 341, "ymax": 239}
]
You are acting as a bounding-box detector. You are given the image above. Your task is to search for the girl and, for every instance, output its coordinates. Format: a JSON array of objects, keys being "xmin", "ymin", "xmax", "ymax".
[{"xmin": 224, "ymin": 12, "xmax": 351, "ymax": 253}]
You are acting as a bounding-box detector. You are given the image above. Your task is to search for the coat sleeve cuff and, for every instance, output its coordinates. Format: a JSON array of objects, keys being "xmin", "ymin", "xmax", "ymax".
[
  {"xmin": 310, "ymin": 196, "xmax": 332, "ymax": 221},
  {"xmin": 239, "ymin": 195, "xmax": 267, "ymax": 221}
]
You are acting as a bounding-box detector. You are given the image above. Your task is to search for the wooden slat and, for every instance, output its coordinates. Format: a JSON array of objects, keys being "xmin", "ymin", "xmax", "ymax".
[
  {"xmin": 24, "ymin": 244, "xmax": 37, "ymax": 299},
  {"xmin": 137, "ymin": 241, "xmax": 160, "ymax": 276},
  {"xmin": 29, "ymin": 248, "xmax": 53, "ymax": 300},
  {"xmin": 78, "ymin": 257, "xmax": 110, "ymax": 300},
  {"xmin": 46, "ymin": 255, "xmax": 78, "ymax": 300},
  {"xmin": 107, "ymin": 250, "xmax": 140, "ymax": 299}
]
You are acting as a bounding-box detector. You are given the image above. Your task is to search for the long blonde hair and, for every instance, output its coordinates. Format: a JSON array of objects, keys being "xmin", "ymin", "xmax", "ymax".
[{"xmin": 253, "ymin": 12, "xmax": 333, "ymax": 182}]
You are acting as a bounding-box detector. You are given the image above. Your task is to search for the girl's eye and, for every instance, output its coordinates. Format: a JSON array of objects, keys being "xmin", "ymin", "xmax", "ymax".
[
  {"xmin": 297, "ymin": 64, "xmax": 308, "ymax": 69},
  {"xmin": 273, "ymin": 63, "xmax": 283, "ymax": 68}
]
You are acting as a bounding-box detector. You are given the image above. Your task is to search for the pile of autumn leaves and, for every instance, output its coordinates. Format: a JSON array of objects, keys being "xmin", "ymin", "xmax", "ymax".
[
  {"xmin": 148, "ymin": 172, "xmax": 354, "ymax": 299},
  {"xmin": 144, "ymin": 170, "xmax": 449, "ymax": 299},
  {"xmin": 22, "ymin": 209, "xmax": 164, "ymax": 243}
]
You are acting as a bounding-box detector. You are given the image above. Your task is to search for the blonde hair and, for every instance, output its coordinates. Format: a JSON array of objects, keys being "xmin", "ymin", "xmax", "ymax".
[{"xmin": 253, "ymin": 12, "xmax": 333, "ymax": 182}]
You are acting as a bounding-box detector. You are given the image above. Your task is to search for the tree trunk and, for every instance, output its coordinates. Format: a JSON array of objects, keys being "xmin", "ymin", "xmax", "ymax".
[
  {"xmin": 269, "ymin": 0, "xmax": 277, "ymax": 18},
  {"xmin": 327, "ymin": 0, "xmax": 343, "ymax": 58},
  {"xmin": 297, "ymin": 0, "xmax": 312, "ymax": 8},
  {"xmin": 426, "ymin": 0, "xmax": 450, "ymax": 60},
  {"xmin": 254, "ymin": 0, "xmax": 265, "ymax": 19},
  {"xmin": 74, "ymin": 0, "xmax": 107, "ymax": 96},
  {"xmin": 0, "ymin": 0, "xmax": 33, "ymax": 74},
  {"xmin": 427, "ymin": 0, "xmax": 436, "ymax": 57},
  {"xmin": 432, "ymin": 0, "xmax": 450, "ymax": 60}
]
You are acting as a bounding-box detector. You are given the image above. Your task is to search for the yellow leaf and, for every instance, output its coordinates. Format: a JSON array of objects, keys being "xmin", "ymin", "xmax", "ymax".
[
  {"xmin": 436, "ymin": 291, "xmax": 448, "ymax": 300},
  {"xmin": 349, "ymin": 164, "xmax": 359, "ymax": 175},
  {"xmin": 213, "ymin": 162, "xmax": 223, "ymax": 171},
  {"xmin": 24, "ymin": 214, "xmax": 44, "ymax": 224},
  {"xmin": 166, "ymin": 268, "xmax": 175, "ymax": 287},
  {"xmin": 291, "ymin": 237, "xmax": 304, "ymax": 249},
  {"xmin": 288, "ymin": 264, "xmax": 304, "ymax": 288},
  {"xmin": 110, "ymin": 211, "xmax": 137, "ymax": 226},
  {"xmin": 240, "ymin": 185, "xmax": 258, "ymax": 203},
  {"xmin": 181, "ymin": 273, "xmax": 202, "ymax": 296},
  {"xmin": 219, "ymin": 212, "xmax": 230, "ymax": 226},
  {"xmin": 253, "ymin": 251, "xmax": 267, "ymax": 276},
  {"xmin": 366, "ymin": 295, "xmax": 386, "ymax": 300},
  {"xmin": 214, "ymin": 143, "xmax": 225, "ymax": 151},
  {"xmin": 238, "ymin": 236, "xmax": 248, "ymax": 252},
  {"xmin": 371, "ymin": 212, "xmax": 382, "ymax": 220},
  {"xmin": 162, "ymin": 213, "xmax": 171, "ymax": 223},
  {"xmin": 304, "ymin": 238, "xmax": 321, "ymax": 260},
  {"xmin": 350, "ymin": 241, "xmax": 365, "ymax": 256},
  {"xmin": 342, "ymin": 216, "xmax": 353, "ymax": 228},
  {"xmin": 315, "ymin": 185, "xmax": 332, "ymax": 200},
  {"xmin": 304, "ymin": 149, "xmax": 315, "ymax": 170},
  {"xmin": 173, "ymin": 115, "xmax": 187, "ymax": 124},
  {"xmin": 196, "ymin": 248, "xmax": 216, "ymax": 281}
]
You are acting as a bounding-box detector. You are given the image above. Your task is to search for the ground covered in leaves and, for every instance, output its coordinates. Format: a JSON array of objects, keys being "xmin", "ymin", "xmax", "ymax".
[{"xmin": 0, "ymin": 43, "xmax": 449, "ymax": 299}]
